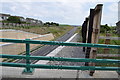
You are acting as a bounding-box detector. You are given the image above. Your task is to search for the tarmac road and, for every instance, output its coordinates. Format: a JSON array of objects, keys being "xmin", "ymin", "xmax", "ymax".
[{"xmin": 16, "ymin": 27, "xmax": 77, "ymax": 63}]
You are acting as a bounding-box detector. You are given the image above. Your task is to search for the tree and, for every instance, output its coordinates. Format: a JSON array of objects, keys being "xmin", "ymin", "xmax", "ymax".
[
  {"xmin": 56, "ymin": 23, "xmax": 59, "ymax": 26},
  {"xmin": 100, "ymin": 24, "xmax": 111, "ymax": 33},
  {"xmin": 7, "ymin": 16, "xmax": 21, "ymax": 24},
  {"xmin": 44, "ymin": 22, "xmax": 59, "ymax": 27}
]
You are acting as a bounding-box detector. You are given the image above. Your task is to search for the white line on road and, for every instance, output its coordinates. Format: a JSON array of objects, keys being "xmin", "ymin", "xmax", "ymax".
[{"xmin": 35, "ymin": 33, "xmax": 78, "ymax": 64}]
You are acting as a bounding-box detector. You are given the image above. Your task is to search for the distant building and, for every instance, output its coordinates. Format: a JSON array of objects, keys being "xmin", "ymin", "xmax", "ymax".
[
  {"xmin": 0, "ymin": 13, "xmax": 43, "ymax": 26},
  {"xmin": 26, "ymin": 18, "xmax": 35, "ymax": 23},
  {"xmin": 33, "ymin": 19, "xmax": 38, "ymax": 23},
  {"xmin": 26, "ymin": 18, "xmax": 43, "ymax": 25},
  {"xmin": 115, "ymin": 2, "xmax": 120, "ymax": 35},
  {"xmin": 0, "ymin": 13, "xmax": 10, "ymax": 21},
  {"xmin": 116, "ymin": 21, "xmax": 120, "ymax": 35},
  {"xmin": 38, "ymin": 20, "xmax": 43, "ymax": 25},
  {"xmin": 18, "ymin": 16, "xmax": 26, "ymax": 22},
  {"xmin": 34, "ymin": 19, "xmax": 43, "ymax": 24}
]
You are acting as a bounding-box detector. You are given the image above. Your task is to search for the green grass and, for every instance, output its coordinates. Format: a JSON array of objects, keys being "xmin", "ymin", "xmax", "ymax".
[
  {"xmin": 75, "ymin": 27, "xmax": 81, "ymax": 33},
  {"xmin": 77, "ymin": 29, "xmax": 120, "ymax": 67},
  {"xmin": 59, "ymin": 24, "xmax": 70, "ymax": 26},
  {"xmin": 0, "ymin": 25, "xmax": 73, "ymax": 39},
  {"xmin": 100, "ymin": 33, "xmax": 119, "ymax": 37},
  {"xmin": 97, "ymin": 56, "xmax": 120, "ymax": 60},
  {"xmin": 111, "ymin": 40, "xmax": 120, "ymax": 45},
  {"xmin": 97, "ymin": 39, "xmax": 119, "ymax": 67},
  {"xmin": 76, "ymin": 27, "xmax": 82, "ymax": 42},
  {"xmin": 98, "ymin": 39, "xmax": 120, "ymax": 45},
  {"xmin": 97, "ymin": 39, "xmax": 119, "ymax": 54},
  {"xmin": 96, "ymin": 56, "xmax": 120, "ymax": 67},
  {"xmin": 96, "ymin": 62, "xmax": 119, "ymax": 67}
]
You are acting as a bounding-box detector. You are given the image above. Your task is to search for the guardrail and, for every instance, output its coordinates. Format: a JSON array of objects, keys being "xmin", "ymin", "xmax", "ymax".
[
  {"xmin": 0, "ymin": 38, "xmax": 120, "ymax": 74},
  {"xmin": 1, "ymin": 38, "xmax": 120, "ymax": 48}
]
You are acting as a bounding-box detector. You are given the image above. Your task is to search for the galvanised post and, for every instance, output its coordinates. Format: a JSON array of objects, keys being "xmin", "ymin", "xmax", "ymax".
[{"xmin": 22, "ymin": 39, "xmax": 34, "ymax": 74}]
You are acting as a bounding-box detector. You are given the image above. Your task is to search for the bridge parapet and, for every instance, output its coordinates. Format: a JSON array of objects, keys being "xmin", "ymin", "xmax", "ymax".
[{"xmin": 0, "ymin": 38, "xmax": 120, "ymax": 75}]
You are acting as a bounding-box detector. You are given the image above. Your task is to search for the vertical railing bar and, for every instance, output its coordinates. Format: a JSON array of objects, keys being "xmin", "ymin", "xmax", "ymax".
[
  {"xmin": 22, "ymin": 39, "xmax": 34, "ymax": 74},
  {"xmin": 26, "ymin": 39, "xmax": 30, "ymax": 72}
]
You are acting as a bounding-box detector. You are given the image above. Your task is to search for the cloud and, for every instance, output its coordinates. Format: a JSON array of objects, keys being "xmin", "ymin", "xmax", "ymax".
[
  {"xmin": 1, "ymin": 0, "xmax": 119, "ymax": 2},
  {"xmin": 101, "ymin": 2, "xmax": 118, "ymax": 25},
  {"xmin": 108, "ymin": 2, "xmax": 118, "ymax": 12},
  {"xmin": 0, "ymin": 1, "xmax": 118, "ymax": 25}
]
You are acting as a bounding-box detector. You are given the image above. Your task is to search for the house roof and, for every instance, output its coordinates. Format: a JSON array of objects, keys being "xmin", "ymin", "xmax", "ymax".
[
  {"xmin": 15, "ymin": 16, "xmax": 24, "ymax": 19},
  {"xmin": 26, "ymin": 18, "xmax": 35, "ymax": 20},
  {"xmin": 116, "ymin": 21, "xmax": 120, "ymax": 26},
  {"xmin": 0, "ymin": 13, "xmax": 10, "ymax": 16}
]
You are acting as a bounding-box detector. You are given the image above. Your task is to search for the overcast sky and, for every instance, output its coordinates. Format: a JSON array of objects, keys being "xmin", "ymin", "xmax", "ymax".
[{"xmin": 0, "ymin": 0, "xmax": 119, "ymax": 26}]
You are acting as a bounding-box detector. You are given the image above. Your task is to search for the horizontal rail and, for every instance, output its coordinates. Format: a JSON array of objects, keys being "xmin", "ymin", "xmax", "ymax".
[
  {"xmin": 0, "ymin": 62, "xmax": 120, "ymax": 71},
  {"xmin": 1, "ymin": 54, "xmax": 120, "ymax": 64},
  {"xmin": 0, "ymin": 38, "xmax": 120, "ymax": 49}
]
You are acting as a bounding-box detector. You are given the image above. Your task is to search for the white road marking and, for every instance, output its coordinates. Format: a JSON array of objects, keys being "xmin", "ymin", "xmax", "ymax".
[{"xmin": 35, "ymin": 33, "xmax": 78, "ymax": 64}]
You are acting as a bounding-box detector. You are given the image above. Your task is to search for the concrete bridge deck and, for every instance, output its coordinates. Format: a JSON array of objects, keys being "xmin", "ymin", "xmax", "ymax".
[{"xmin": 0, "ymin": 66, "xmax": 119, "ymax": 79}]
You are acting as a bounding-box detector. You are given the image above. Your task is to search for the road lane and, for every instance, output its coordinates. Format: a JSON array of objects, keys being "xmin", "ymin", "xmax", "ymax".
[{"xmin": 16, "ymin": 27, "xmax": 77, "ymax": 63}]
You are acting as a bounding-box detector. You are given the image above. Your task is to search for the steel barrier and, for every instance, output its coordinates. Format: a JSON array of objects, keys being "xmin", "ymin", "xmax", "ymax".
[{"xmin": 0, "ymin": 38, "xmax": 120, "ymax": 74}]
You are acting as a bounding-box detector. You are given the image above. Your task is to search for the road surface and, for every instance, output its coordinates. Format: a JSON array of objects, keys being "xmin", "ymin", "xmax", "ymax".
[{"xmin": 16, "ymin": 27, "xmax": 77, "ymax": 63}]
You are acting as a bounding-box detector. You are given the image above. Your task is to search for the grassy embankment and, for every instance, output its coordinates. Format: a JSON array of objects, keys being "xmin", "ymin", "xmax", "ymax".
[{"xmin": 0, "ymin": 25, "xmax": 73, "ymax": 39}]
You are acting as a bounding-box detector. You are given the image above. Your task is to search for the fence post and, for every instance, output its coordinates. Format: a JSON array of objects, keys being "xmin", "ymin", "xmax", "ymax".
[
  {"xmin": 85, "ymin": 9, "xmax": 94, "ymax": 66},
  {"xmin": 81, "ymin": 18, "xmax": 88, "ymax": 52},
  {"xmin": 89, "ymin": 4, "xmax": 103, "ymax": 76},
  {"xmin": 103, "ymin": 33, "xmax": 111, "ymax": 56},
  {"xmin": 22, "ymin": 39, "xmax": 34, "ymax": 74},
  {"xmin": 89, "ymin": 49, "xmax": 97, "ymax": 76}
]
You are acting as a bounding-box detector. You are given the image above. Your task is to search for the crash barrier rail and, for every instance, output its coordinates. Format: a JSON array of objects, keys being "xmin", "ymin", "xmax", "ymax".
[{"xmin": 0, "ymin": 38, "xmax": 120, "ymax": 74}]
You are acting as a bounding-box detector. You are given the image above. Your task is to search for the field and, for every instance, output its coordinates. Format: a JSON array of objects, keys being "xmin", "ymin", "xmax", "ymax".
[
  {"xmin": 0, "ymin": 26, "xmax": 73, "ymax": 39},
  {"xmin": 97, "ymin": 39, "xmax": 120, "ymax": 54}
]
